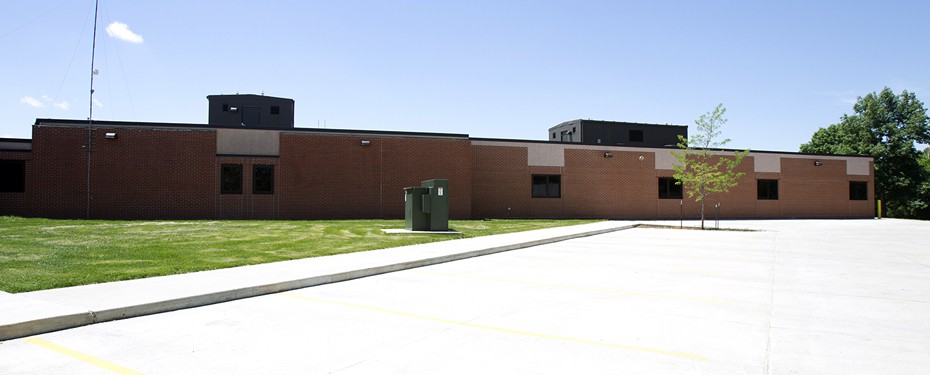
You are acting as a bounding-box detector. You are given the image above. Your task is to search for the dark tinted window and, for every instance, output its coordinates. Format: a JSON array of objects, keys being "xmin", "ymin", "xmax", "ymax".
[
  {"xmin": 532, "ymin": 175, "xmax": 561, "ymax": 198},
  {"xmin": 850, "ymin": 181, "xmax": 868, "ymax": 200},
  {"xmin": 253, "ymin": 165, "xmax": 274, "ymax": 194},
  {"xmin": 629, "ymin": 129, "xmax": 644, "ymax": 142},
  {"xmin": 0, "ymin": 160, "xmax": 25, "ymax": 192},
  {"xmin": 270, "ymin": 106, "xmax": 280, "ymax": 115},
  {"xmin": 757, "ymin": 179, "xmax": 779, "ymax": 200},
  {"xmin": 658, "ymin": 177, "xmax": 682, "ymax": 199},
  {"xmin": 220, "ymin": 164, "xmax": 242, "ymax": 194}
]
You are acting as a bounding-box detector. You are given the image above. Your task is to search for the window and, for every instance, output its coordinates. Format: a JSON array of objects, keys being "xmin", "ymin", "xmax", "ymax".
[
  {"xmin": 532, "ymin": 174, "xmax": 561, "ymax": 198},
  {"xmin": 222, "ymin": 103, "xmax": 229, "ymax": 112},
  {"xmin": 757, "ymin": 179, "xmax": 778, "ymax": 200},
  {"xmin": 560, "ymin": 130, "xmax": 572, "ymax": 142},
  {"xmin": 270, "ymin": 106, "xmax": 280, "ymax": 115},
  {"xmin": 220, "ymin": 164, "xmax": 243, "ymax": 194},
  {"xmin": 629, "ymin": 129, "xmax": 644, "ymax": 142},
  {"xmin": 0, "ymin": 160, "xmax": 25, "ymax": 192},
  {"xmin": 658, "ymin": 177, "xmax": 682, "ymax": 199},
  {"xmin": 253, "ymin": 165, "xmax": 274, "ymax": 194},
  {"xmin": 850, "ymin": 181, "xmax": 868, "ymax": 200}
]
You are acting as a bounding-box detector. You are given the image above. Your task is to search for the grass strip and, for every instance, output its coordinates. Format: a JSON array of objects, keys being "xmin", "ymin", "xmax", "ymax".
[{"xmin": 0, "ymin": 217, "xmax": 598, "ymax": 292}]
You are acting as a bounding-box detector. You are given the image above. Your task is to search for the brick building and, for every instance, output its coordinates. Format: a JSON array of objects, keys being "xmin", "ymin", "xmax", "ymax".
[{"xmin": 0, "ymin": 116, "xmax": 874, "ymax": 220}]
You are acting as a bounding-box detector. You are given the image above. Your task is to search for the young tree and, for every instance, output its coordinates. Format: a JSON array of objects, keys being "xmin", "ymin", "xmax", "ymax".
[
  {"xmin": 673, "ymin": 104, "xmax": 749, "ymax": 229},
  {"xmin": 800, "ymin": 88, "xmax": 930, "ymax": 218}
]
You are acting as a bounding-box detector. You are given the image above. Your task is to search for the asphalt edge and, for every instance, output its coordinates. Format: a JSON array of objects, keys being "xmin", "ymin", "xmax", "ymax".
[{"xmin": 0, "ymin": 223, "xmax": 638, "ymax": 341}]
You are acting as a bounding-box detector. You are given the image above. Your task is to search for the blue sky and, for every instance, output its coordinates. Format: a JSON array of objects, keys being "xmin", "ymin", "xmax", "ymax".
[{"xmin": 2, "ymin": 0, "xmax": 928, "ymax": 152}]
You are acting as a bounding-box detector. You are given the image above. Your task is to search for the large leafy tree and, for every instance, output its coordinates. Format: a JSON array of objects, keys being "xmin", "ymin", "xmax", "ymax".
[
  {"xmin": 800, "ymin": 88, "xmax": 930, "ymax": 218},
  {"xmin": 673, "ymin": 104, "xmax": 748, "ymax": 229}
]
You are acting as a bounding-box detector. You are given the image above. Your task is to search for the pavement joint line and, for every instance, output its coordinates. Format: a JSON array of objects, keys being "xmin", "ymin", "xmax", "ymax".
[
  {"xmin": 25, "ymin": 337, "xmax": 144, "ymax": 375},
  {"xmin": 411, "ymin": 270, "xmax": 730, "ymax": 304},
  {"xmin": 0, "ymin": 222, "xmax": 638, "ymax": 341},
  {"xmin": 280, "ymin": 293, "xmax": 710, "ymax": 361},
  {"xmin": 512, "ymin": 256, "xmax": 739, "ymax": 278}
]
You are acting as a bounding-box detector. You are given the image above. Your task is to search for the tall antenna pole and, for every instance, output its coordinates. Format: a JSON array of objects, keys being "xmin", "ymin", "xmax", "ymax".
[
  {"xmin": 89, "ymin": 0, "xmax": 98, "ymax": 123},
  {"xmin": 86, "ymin": 0, "xmax": 99, "ymax": 219}
]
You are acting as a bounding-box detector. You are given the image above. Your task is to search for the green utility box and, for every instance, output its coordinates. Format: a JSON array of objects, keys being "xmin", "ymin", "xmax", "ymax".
[
  {"xmin": 403, "ymin": 179, "xmax": 449, "ymax": 231},
  {"xmin": 404, "ymin": 186, "xmax": 430, "ymax": 231},
  {"xmin": 420, "ymin": 179, "xmax": 449, "ymax": 231}
]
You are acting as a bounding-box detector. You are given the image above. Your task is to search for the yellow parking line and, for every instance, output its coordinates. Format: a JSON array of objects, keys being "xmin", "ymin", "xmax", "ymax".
[
  {"xmin": 25, "ymin": 337, "xmax": 144, "ymax": 375},
  {"xmin": 412, "ymin": 270, "xmax": 729, "ymax": 304},
  {"xmin": 281, "ymin": 293, "xmax": 708, "ymax": 361}
]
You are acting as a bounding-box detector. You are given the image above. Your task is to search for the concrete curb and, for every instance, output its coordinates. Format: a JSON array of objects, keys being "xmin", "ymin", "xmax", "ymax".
[{"xmin": 0, "ymin": 223, "xmax": 639, "ymax": 341}]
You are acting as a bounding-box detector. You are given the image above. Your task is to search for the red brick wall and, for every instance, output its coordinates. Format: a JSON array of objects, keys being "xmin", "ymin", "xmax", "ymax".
[
  {"xmin": 471, "ymin": 145, "xmax": 530, "ymax": 218},
  {"xmin": 13, "ymin": 125, "xmax": 874, "ymax": 220},
  {"xmin": 848, "ymin": 161, "xmax": 875, "ymax": 217},
  {"xmin": 473, "ymin": 144, "xmax": 873, "ymax": 219},
  {"xmin": 28, "ymin": 126, "xmax": 91, "ymax": 218},
  {"xmin": 780, "ymin": 157, "xmax": 874, "ymax": 218},
  {"xmin": 472, "ymin": 147, "xmax": 661, "ymax": 219},
  {"xmin": 564, "ymin": 149, "xmax": 657, "ymax": 218},
  {"xmin": 279, "ymin": 134, "xmax": 472, "ymax": 219},
  {"xmin": 217, "ymin": 156, "xmax": 281, "ymax": 219},
  {"xmin": 87, "ymin": 127, "xmax": 216, "ymax": 219},
  {"xmin": 686, "ymin": 155, "xmax": 758, "ymax": 219},
  {"xmin": 381, "ymin": 137, "xmax": 472, "ymax": 219},
  {"xmin": 0, "ymin": 151, "xmax": 31, "ymax": 216},
  {"xmin": 660, "ymin": 156, "xmax": 873, "ymax": 219}
]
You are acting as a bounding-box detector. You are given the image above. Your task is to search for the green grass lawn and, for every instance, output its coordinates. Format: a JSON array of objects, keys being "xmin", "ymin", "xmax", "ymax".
[{"xmin": 0, "ymin": 217, "xmax": 599, "ymax": 293}]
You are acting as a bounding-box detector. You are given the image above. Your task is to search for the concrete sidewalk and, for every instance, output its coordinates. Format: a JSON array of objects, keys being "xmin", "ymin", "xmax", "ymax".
[{"xmin": 0, "ymin": 221, "xmax": 637, "ymax": 341}]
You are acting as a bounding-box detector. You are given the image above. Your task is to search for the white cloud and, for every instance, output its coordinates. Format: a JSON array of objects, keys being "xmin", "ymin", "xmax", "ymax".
[
  {"xmin": 20, "ymin": 96, "xmax": 45, "ymax": 108},
  {"xmin": 819, "ymin": 91, "xmax": 859, "ymax": 106},
  {"xmin": 105, "ymin": 22, "xmax": 144, "ymax": 44},
  {"xmin": 92, "ymin": 98, "xmax": 104, "ymax": 108},
  {"xmin": 21, "ymin": 95, "xmax": 71, "ymax": 110}
]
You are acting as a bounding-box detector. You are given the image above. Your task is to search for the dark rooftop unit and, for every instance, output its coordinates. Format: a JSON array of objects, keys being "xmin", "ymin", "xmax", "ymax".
[
  {"xmin": 207, "ymin": 94, "xmax": 295, "ymax": 129},
  {"xmin": 548, "ymin": 119, "xmax": 687, "ymax": 148}
]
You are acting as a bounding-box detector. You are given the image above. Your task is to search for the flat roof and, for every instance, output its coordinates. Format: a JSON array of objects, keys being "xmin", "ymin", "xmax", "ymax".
[
  {"xmin": 33, "ymin": 118, "xmax": 470, "ymax": 140},
  {"xmin": 470, "ymin": 137, "xmax": 873, "ymax": 159},
  {"xmin": 206, "ymin": 94, "xmax": 295, "ymax": 102},
  {"xmin": 549, "ymin": 119, "xmax": 689, "ymax": 130},
  {"xmin": 31, "ymin": 118, "xmax": 871, "ymax": 159}
]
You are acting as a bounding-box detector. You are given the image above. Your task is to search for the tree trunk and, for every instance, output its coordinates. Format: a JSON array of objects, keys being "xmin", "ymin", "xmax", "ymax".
[
  {"xmin": 700, "ymin": 200, "xmax": 705, "ymax": 229},
  {"xmin": 700, "ymin": 184, "xmax": 706, "ymax": 229}
]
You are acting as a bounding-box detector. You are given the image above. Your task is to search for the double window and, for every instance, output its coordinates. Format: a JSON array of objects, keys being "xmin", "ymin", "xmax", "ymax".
[
  {"xmin": 532, "ymin": 175, "xmax": 561, "ymax": 198},
  {"xmin": 757, "ymin": 179, "xmax": 779, "ymax": 200},
  {"xmin": 220, "ymin": 164, "xmax": 274, "ymax": 195},
  {"xmin": 658, "ymin": 177, "xmax": 682, "ymax": 199}
]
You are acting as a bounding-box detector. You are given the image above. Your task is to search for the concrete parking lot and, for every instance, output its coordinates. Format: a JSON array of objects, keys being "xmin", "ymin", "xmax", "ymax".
[{"xmin": 1, "ymin": 219, "xmax": 928, "ymax": 374}]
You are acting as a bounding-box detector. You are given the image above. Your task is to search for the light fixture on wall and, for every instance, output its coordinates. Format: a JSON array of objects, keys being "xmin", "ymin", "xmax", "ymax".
[
  {"xmin": 814, "ymin": 160, "xmax": 823, "ymax": 166},
  {"xmin": 104, "ymin": 132, "xmax": 117, "ymax": 139},
  {"xmin": 360, "ymin": 140, "xmax": 371, "ymax": 146},
  {"xmin": 603, "ymin": 152, "xmax": 613, "ymax": 158}
]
